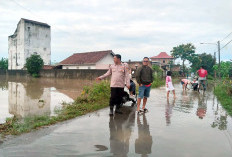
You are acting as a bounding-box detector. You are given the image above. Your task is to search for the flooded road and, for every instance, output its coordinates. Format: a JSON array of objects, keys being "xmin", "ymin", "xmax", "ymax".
[
  {"xmin": 0, "ymin": 81, "xmax": 232, "ymax": 157},
  {"xmin": 0, "ymin": 77, "xmax": 92, "ymax": 124}
]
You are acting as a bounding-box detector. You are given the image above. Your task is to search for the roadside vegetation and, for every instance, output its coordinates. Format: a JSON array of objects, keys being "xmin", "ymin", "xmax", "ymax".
[
  {"xmin": 214, "ymin": 79, "xmax": 232, "ymax": 116},
  {"xmin": 152, "ymin": 65, "xmax": 165, "ymax": 88},
  {"xmin": 0, "ymin": 81, "xmax": 110, "ymax": 136},
  {"xmin": 213, "ymin": 61, "xmax": 232, "ymax": 116}
]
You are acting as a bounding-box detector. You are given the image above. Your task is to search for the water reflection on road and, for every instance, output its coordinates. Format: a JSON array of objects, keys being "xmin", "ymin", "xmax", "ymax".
[{"xmin": 0, "ymin": 82, "xmax": 232, "ymax": 157}]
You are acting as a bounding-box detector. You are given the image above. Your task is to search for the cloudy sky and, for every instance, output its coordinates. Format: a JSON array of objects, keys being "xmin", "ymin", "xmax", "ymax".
[{"xmin": 0, "ymin": 0, "xmax": 231, "ymax": 63}]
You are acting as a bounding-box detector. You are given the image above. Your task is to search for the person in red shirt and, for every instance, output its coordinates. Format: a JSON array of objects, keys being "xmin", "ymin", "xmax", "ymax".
[{"xmin": 197, "ymin": 66, "xmax": 208, "ymax": 91}]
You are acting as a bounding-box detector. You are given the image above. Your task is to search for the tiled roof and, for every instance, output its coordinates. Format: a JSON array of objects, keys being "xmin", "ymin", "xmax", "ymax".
[
  {"xmin": 59, "ymin": 50, "xmax": 114, "ymax": 65},
  {"xmin": 150, "ymin": 52, "xmax": 174, "ymax": 59}
]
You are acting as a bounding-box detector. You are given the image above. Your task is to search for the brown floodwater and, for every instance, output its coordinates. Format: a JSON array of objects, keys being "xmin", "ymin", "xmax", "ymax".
[
  {"xmin": 0, "ymin": 76, "xmax": 93, "ymax": 124},
  {"xmin": 0, "ymin": 77, "xmax": 232, "ymax": 157}
]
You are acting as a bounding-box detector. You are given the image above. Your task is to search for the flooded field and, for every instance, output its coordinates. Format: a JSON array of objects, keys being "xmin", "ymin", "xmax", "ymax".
[{"xmin": 0, "ymin": 76, "xmax": 93, "ymax": 124}]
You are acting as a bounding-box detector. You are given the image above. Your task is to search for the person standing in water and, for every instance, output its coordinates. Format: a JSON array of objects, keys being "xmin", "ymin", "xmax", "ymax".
[
  {"xmin": 166, "ymin": 71, "xmax": 176, "ymax": 99},
  {"xmin": 96, "ymin": 54, "xmax": 130, "ymax": 116},
  {"xmin": 135, "ymin": 57, "xmax": 154, "ymax": 114}
]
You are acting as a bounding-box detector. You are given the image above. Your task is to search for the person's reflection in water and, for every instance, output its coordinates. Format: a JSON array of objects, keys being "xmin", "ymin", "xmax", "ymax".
[
  {"xmin": 109, "ymin": 107, "xmax": 135, "ymax": 157},
  {"xmin": 196, "ymin": 94, "xmax": 207, "ymax": 119},
  {"xmin": 165, "ymin": 98, "xmax": 175, "ymax": 126},
  {"xmin": 135, "ymin": 113, "xmax": 153, "ymax": 157}
]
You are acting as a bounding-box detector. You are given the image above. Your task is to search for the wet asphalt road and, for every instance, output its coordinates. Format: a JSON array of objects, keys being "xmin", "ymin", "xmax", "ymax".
[{"xmin": 0, "ymin": 84, "xmax": 232, "ymax": 157}]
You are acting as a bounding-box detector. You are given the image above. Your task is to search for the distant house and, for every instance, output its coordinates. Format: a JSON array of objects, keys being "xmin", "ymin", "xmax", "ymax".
[
  {"xmin": 150, "ymin": 52, "xmax": 174, "ymax": 66},
  {"xmin": 8, "ymin": 18, "xmax": 51, "ymax": 70},
  {"xmin": 150, "ymin": 52, "xmax": 180, "ymax": 71},
  {"xmin": 59, "ymin": 50, "xmax": 114, "ymax": 69}
]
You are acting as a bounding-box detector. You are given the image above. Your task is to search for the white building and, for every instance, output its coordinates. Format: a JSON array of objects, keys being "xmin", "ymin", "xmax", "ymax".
[
  {"xmin": 59, "ymin": 50, "xmax": 114, "ymax": 69},
  {"xmin": 8, "ymin": 18, "xmax": 51, "ymax": 70}
]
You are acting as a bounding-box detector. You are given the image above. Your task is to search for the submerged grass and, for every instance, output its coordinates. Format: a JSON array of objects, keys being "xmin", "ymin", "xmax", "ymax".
[
  {"xmin": 214, "ymin": 79, "xmax": 232, "ymax": 116},
  {"xmin": 0, "ymin": 81, "xmax": 110, "ymax": 136}
]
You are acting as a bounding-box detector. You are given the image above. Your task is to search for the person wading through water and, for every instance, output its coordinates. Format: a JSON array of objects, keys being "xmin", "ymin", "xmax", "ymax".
[
  {"xmin": 135, "ymin": 57, "xmax": 154, "ymax": 114},
  {"xmin": 96, "ymin": 54, "xmax": 130, "ymax": 116}
]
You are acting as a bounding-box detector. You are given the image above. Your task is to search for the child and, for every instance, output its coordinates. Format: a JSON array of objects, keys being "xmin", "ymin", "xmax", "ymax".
[
  {"xmin": 166, "ymin": 71, "xmax": 176, "ymax": 99},
  {"xmin": 181, "ymin": 78, "xmax": 190, "ymax": 90}
]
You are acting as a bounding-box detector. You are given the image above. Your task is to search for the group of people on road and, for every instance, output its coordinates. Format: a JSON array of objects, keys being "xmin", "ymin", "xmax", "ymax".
[
  {"xmin": 165, "ymin": 66, "xmax": 208, "ymax": 99},
  {"xmin": 96, "ymin": 55, "xmax": 153, "ymax": 116},
  {"xmin": 96, "ymin": 54, "xmax": 208, "ymax": 116}
]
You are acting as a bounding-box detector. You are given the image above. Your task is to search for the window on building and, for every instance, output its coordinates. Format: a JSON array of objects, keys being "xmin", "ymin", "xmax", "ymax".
[
  {"xmin": 28, "ymin": 27, "xmax": 30, "ymax": 30},
  {"xmin": 43, "ymin": 48, "xmax": 46, "ymax": 51},
  {"xmin": 163, "ymin": 60, "xmax": 165, "ymax": 63},
  {"xmin": 33, "ymin": 52, "xmax": 37, "ymax": 54}
]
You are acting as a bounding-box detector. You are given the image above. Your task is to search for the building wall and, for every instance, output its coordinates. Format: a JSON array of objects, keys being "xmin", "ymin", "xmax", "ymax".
[
  {"xmin": 62, "ymin": 65, "xmax": 96, "ymax": 69},
  {"xmin": 8, "ymin": 20, "xmax": 25, "ymax": 70},
  {"xmin": 24, "ymin": 22, "xmax": 51, "ymax": 65},
  {"xmin": 96, "ymin": 53, "xmax": 114, "ymax": 69},
  {"xmin": 8, "ymin": 19, "xmax": 51, "ymax": 70},
  {"xmin": 151, "ymin": 58, "xmax": 173, "ymax": 64}
]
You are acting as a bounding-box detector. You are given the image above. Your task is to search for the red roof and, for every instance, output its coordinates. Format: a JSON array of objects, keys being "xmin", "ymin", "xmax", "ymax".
[
  {"xmin": 59, "ymin": 50, "xmax": 114, "ymax": 65},
  {"xmin": 150, "ymin": 52, "xmax": 174, "ymax": 59}
]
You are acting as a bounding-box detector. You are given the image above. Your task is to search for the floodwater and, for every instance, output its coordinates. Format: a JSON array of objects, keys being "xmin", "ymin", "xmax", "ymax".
[
  {"xmin": 0, "ymin": 78, "xmax": 232, "ymax": 157},
  {"xmin": 0, "ymin": 76, "xmax": 93, "ymax": 124}
]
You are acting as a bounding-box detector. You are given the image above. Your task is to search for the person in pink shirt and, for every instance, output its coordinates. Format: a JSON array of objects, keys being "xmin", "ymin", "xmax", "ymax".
[
  {"xmin": 166, "ymin": 71, "xmax": 176, "ymax": 99},
  {"xmin": 181, "ymin": 78, "xmax": 190, "ymax": 90},
  {"xmin": 197, "ymin": 66, "xmax": 208, "ymax": 91},
  {"xmin": 96, "ymin": 54, "xmax": 130, "ymax": 116}
]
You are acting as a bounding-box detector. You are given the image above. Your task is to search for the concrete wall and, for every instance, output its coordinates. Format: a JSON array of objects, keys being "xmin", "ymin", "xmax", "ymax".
[
  {"xmin": 39, "ymin": 69, "xmax": 108, "ymax": 79},
  {"xmin": 0, "ymin": 69, "xmax": 108, "ymax": 80}
]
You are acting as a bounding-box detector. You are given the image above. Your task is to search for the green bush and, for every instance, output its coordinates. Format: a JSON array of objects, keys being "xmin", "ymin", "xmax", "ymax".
[
  {"xmin": 207, "ymin": 74, "xmax": 214, "ymax": 80},
  {"xmin": 25, "ymin": 54, "xmax": 44, "ymax": 77}
]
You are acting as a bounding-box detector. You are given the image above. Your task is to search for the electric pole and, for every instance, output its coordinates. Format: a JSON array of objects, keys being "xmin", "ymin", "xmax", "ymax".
[{"xmin": 217, "ymin": 41, "xmax": 221, "ymax": 78}]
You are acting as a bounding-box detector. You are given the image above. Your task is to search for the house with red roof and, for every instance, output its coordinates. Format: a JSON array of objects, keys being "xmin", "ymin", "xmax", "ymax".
[
  {"xmin": 59, "ymin": 50, "xmax": 114, "ymax": 69},
  {"xmin": 150, "ymin": 52, "xmax": 180, "ymax": 71},
  {"xmin": 150, "ymin": 52, "xmax": 174, "ymax": 66}
]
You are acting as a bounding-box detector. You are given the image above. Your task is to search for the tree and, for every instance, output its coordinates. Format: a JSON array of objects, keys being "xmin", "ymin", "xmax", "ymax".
[
  {"xmin": 0, "ymin": 58, "xmax": 8, "ymax": 70},
  {"xmin": 213, "ymin": 61, "xmax": 232, "ymax": 78},
  {"xmin": 171, "ymin": 43, "xmax": 196, "ymax": 75},
  {"xmin": 25, "ymin": 54, "xmax": 44, "ymax": 77},
  {"xmin": 190, "ymin": 53, "xmax": 216, "ymax": 75}
]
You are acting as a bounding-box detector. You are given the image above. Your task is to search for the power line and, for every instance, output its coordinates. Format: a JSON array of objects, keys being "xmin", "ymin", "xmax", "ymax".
[
  {"xmin": 220, "ymin": 39, "xmax": 232, "ymax": 50},
  {"xmin": 9, "ymin": 0, "xmax": 41, "ymax": 20},
  {"xmin": 221, "ymin": 31, "xmax": 232, "ymax": 42}
]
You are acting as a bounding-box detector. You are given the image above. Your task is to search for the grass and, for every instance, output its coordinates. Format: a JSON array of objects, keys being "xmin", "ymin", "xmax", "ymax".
[
  {"xmin": 152, "ymin": 76, "xmax": 165, "ymax": 88},
  {"xmin": 214, "ymin": 79, "xmax": 232, "ymax": 116},
  {"xmin": 0, "ymin": 81, "xmax": 110, "ymax": 136}
]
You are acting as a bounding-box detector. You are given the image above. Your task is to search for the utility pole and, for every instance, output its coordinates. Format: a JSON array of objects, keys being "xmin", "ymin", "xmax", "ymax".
[
  {"xmin": 214, "ymin": 52, "xmax": 216, "ymax": 78},
  {"xmin": 217, "ymin": 41, "xmax": 221, "ymax": 78}
]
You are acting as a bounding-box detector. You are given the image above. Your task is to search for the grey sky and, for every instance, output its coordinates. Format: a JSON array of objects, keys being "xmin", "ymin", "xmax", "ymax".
[{"xmin": 0, "ymin": 0, "xmax": 231, "ymax": 63}]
